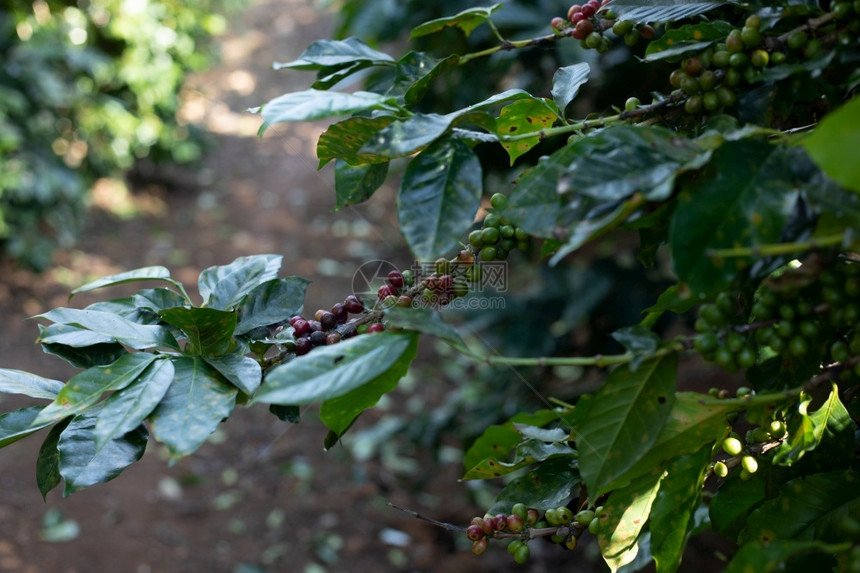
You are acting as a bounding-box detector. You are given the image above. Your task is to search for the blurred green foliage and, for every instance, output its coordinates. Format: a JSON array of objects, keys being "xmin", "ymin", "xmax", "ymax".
[{"xmin": 0, "ymin": 0, "xmax": 243, "ymax": 269}]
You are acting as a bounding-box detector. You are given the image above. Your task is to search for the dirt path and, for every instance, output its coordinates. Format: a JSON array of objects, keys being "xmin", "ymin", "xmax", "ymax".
[{"xmin": 0, "ymin": 2, "xmax": 545, "ymax": 572}]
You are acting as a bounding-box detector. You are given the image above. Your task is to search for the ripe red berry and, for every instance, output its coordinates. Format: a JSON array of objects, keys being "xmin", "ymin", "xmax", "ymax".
[
  {"xmin": 551, "ymin": 16, "xmax": 566, "ymax": 30},
  {"xmin": 378, "ymin": 284, "xmax": 396, "ymax": 299},
  {"xmin": 320, "ymin": 312, "xmax": 338, "ymax": 330},
  {"xmin": 494, "ymin": 513, "xmax": 508, "ymax": 531},
  {"xmin": 308, "ymin": 320, "xmax": 323, "ymax": 332},
  {"xmin": 288, "ymin": 315, "xmax": 304, "ymax": 326},
  {"xmin": 344, "ymin": 295, "xmax": 364, "ymax": 314},
  {"xmin": 295, "ymin": 337, "xmax": 312, "ymax": 355},
  {"xmin": 587, "ymin": 0, "xmax": 601, "ymax": 9},
  {"xmin": 466, "ymin": 524, "xmax": 485, "ymax": 541},
  {"xmin": 507, "ymin": 514, "xmax": 525, "ymax": 533},
  {"xmin": 292, "ymin": 319, "xmax": 311, "ymax": 337},
  {"xmin": 331, "ymin": 302, "xmax": 348, "ymax": 324},
  {"xmin": 367, "ymin": 322, "xmax": 385, "ymax": 333},
  {"xmin": 387, "ymin": 270, "xmax": 404, "ymax": 290},
  {"xmin": 567, "ymin": 4, "xmax": 582, "ymax": 21},
  {"xmin": 481, "ymin": 516, "xmax": 496, "ymax": 535},
  {"xmin": 573, "ymin": 18, "xmax": 593, "ymax": 40},
  {"xmin": 472, "ymin": 538, "xmax": 489, "ymax": 555},
  {"xmin": 571, "ymin": 12, "xmax": 586, "ymax": 24},
  {"xmin": 581, "ymin": 4, "xmax": 596, "ymax": 18}
]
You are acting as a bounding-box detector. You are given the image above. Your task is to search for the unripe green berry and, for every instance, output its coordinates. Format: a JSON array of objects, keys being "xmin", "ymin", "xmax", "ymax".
[
  {"xmin": 741, "ymin": 26, "xmax": 762, "ymax": 47},
  {"xmin": 726, "ymin": 30, "xmax": 744, "ymax": 53},
  {"xmin": 680, "ymin": 75, "xmax": 701, "ymax": 95},
  {"xmin": 586, "ymin": 31, "xmax": 603, "ymax": 49},
  {"xmin": 729, "ymin": 52, "xmax": 749, "ymax": 68},
  {"xmin": 770, "ymin": 51, "xmax": 786, "ymax": 65},
  {"xmin": 588, "ymin": 516, "xmax": 600, "ymax": 535},
  {"xmin": 712, "ymin": 50, "xmax": 731, "ymax": 68},
  {"xmin": 489, "ymin": 192, "xmax": 508, "ymax": 210},
  {"xmin": 468, "ymin": 230, "xmax": 484, "ymax": 247},
  {"xmin": 685, "ymin": 94, "xmax": 704, "ymax": 114},
  {"xmin": 625, "ymin": 96, "xmax": 641, "ymax": 111},
  {"xmin": 737, "ymin": 346, "xmax": 757, "ymax": 368},
  {"xmin": 741, "ymin": 455, "xmax": 758, "ymax": 473},
  {"xmin": 714, "ymin": 461, "xmax": 729, "ymax": 477},
  {"xmin": 699, "ymin": 70, "xmax": 717, "ymax": 91},
  {"xmin": 694, "ymin": 332, "xmax": 719, "ymax": 354},
  {"xmin": 745, "ymin": 14, "xmax": 762, "ymax": 29},
  {"xmin": 717, "ymin": 86, "xmax": 737, "ymax": 107},
  {"xmin": 768, "ymin": 420, "xmax": 787, "ymax": 439},
  {"xmin": 613, "ymin": 19, "xmax": 635, "ymax": 36},
  {"xmin": 751, "ymin": 49, "xmax": 769, "ymax": 68},
  {"xmin": 624, "ymin": 30, "xmax": 640, "ymax": 46},
  {"xmin": 789, "ymin": 335, "xmax": 809, "ymax": 356},
  {"xmin": 545, "ymin": 508, "xmax": 560, "ymax": 525},
  {"xmin": 575, "ymin": 509, "xmax": 595, "ymax": 526},
  {"xmin": 703, "ymin": 91, "xmax": 721, "ymax": 111},
  {"xmin": 669, "ymin": 69, "xmax": 689, "ymax": 89},
  {"xmin": 480, "ymin": 227, "xmax": 500, "ymax": 244},
  {"xmin": 513, "ymin": 544, "xmax": 531, "ymax": 564},
  {"xmin": 507, "ymin": 539, "xmax": 524, "ymax": 555},
  {"xmin": 556, "ymin": 507, "xmax": 573, "ymax": 525},
  {"xmin": 787, "ymin": 30, "xmax": 808, "ymax": 51},
  {"xmin": 722, "ymin": 436, "xmax": 743, "ymax": 456},
  {"xmin": 512, "ymin": 503, "xmax": 528, "ymax": 520}
]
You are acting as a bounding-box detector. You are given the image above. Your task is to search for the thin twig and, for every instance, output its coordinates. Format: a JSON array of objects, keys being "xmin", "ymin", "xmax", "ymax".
[{"xmin": 387, "ymin": 502, "xmax": 467, "ymax": 533}]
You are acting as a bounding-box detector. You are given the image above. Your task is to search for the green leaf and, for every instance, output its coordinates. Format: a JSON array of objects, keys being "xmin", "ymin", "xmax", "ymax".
[
  {"xmin": 235, "ymin": 277, "xmax": 310, "ymax": 336},
  {"xmin": 462, "ymin": 409, "xmax": 562, "ymax": 478},
  {"xmin": 254, "ymin": 333, "xmax": 417, "ymax": 406},
  {"xmin": 410, "ymin": 4, "xmax": 502, "ymax": 39},
  {"xmin": 382, "ymin": 306, "xmax": 468, "ymax": 353},
  {"xmin": 333, "ymin": 160, "xmax": 390, "ymax": 210},
  {"xmin": 0, "ymin": 407, "xmax": 54, "ymax": 447},
  {"xmin": 738, "ymin": 470, "xmax": 860, "ymax": 544},
  {"xmin": 709, "ymin": 470, "xmax": 768, "ymax": 540},
  {"xmin": 317, "ymin": 116, "xmax": 396, "ymax": 167},
  {"xmin": 273, "ymin": 37, "xmax": 394, "ymax": 71},
  {"xmin": 36, "ymin": 419, "xmax": 70, "ymax": 500},
  {"xmin": 0, "ymin": 369, "xmax": 64, "ymax": 400},
  {"xmin": 148, "ymin": 357, "xmax": 237, "ymax": 461},
  {"xmin": 610, "ymin": 326, "xmax": 661, "ymax": 371},
  {"xmin": 644, "ymin": 21, "xmax": 735, "ymax": 61},
  {"xmin": 669, "ymin": 140, "xmax": 806, "ymax": 298},
  {"xmin": 772, "ymin": 384, "xmax": 850, "ymax": 466},
  {"xmin": 649, "ymin": 446, "xmax": 712, "ymax": 573},
  {"xmin": 69, "ymin": 266, "xmax": 185, "ymax": 300},
  {"xmin": 551, "ymin": 63, "xmax": 590, "ymax": 114},
  {"xmin": 33, "ymin": 353, "xmax": 160, "ymax": 426},
  {"xmin": 496, "ymin": 98, "xmax": 558, "ymax": 165},
  {"xmin": 159, "ymin": 307, "xmax": 237, "ymax": 356},
  {"xmin": 389, "ymin": 52, "xmax": 458, "ymax": 107},
  {"xmin": 802, "ymin": 95, "xmax": 860, "ymax": 193},
  {"xmin": 58, "ymin": 411, "xmax": 148, "ymax": 495},
  {"xmin": 726, "ymin": 539, "xmax": 850, "ymax": 573},
  {"xmin": 40, "ymin": 342, "xmax": 128, "ymax": 369},
  {"xmin": 318, "ymin": 334, "xmax": 417, "ymax": 441},
  {"xmin": 92, "ymin": 359, "xmax": 175, "ymax": 450},
  {"xmin": 463, "ymin": 438, "xmax": 576, "ymax": 480},
  {"xmin": 203, "ymin": 354, "xmax": 262, "ymax": 396},
  {"xmin": 35, "ymin": 308, "xmax": 179, "ymax": 351},
  {"xmin": 607, "ymin": 392, "xmax": 733, "ymax": 492},
  {"xmin": 397, "ymin": 138, "xmax": 482, "ymax": 261},
  {"xmin": 198, "ymin": 254, "xmax": 282, "ymax": 310},
  {"xmin": 576, "ymin": 354, "xmax": 677, "ymax": 497},
  {"xmin": 132, "ymin": 288, "xmax": 188, "ymax": 314},
  {"xmin": 597, "ymin": 469, "xmax": 664, "ymax": 572},
  {"xmin": 253, "ymin": 90, "xmax": 398, "ymax": 134},
  {"xmin": 487, "ymin": 456, "xmax": 579, "ymax": 514},
  {"xmin": 611, "ymin": 0, "xmax": 727, "ymax": 23}
]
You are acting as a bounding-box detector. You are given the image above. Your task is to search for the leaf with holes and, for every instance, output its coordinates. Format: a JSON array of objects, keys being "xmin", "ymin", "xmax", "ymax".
[{"xmin": 397, "ymin": 138, "xmax": 482, "ymax": 260}]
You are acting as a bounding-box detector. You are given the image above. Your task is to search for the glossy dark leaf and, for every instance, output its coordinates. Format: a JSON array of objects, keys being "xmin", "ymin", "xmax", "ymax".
[
  {"xmin": 132, "ymin": 288, "xmax": 188, "ymax": 314},
  {"xmin": 389, "ymin": 52, "xmax": 458, "ymax": 106},
  {"xmin": 611, "ymin": 0, "xmax": 727, "ymax": 23},
  {"xmin": 318, "ymin": 334, "xmax": 417, "ymax": 441},
  {"xmin": 0, "ymin": 369, "xmax": 64, "ymax": 400},
  {"xmin": 92, "ymin": 359, "xmax": 175, "ymax": 449},
  {"xmin": 272, "ymin": 37, "xmax": 394, "ymax": 71},
  {"xmin": 649, "ymin": 446, "xmax": 712, "ymax": 573},
  {"xmin": 198, "ymin": 254, "xmax": 282, "ymax": 311},
  {"xmin": 235, "ymin": 277, "xmax": 310, "ymax": 336},
  {"xmin": 726, "ymin": 539, "xmax": 849, "ymax": 573},
  {"xmin": 159, "ymin": 307, "xmax": 237, "ymax": 356},
  {"xmin": 203, "ymin": 353, "xmax": 262, "ymax": 396},
  {"xmin": 36, "ymin": 308, "xmax": 179, "ymax": 351},
  {"xmin": 382, "ymin": 306, "xmax": 467, "ymax": 353},
  {"xmin": 409, "ymin": 4, "xmax": 502, "ymax": 39},
  {"xmin": 644, "ymin": 21, "xmax": 734, "ymax": 61},
  {"xmin": 551, "ymin": 63, "xmax": 590, "ymax": 114},
  {"xmin": 576, "ymin": 354, "xmax": 677, "ymax": 497},
  {"xmin": 36, "ymin": 419, "xmax": 70, "ymax": 500},
  {"xmin": 0, "ymin": 406, "xmax": 53, "ymax": 448},
  {"xmin": 333, "ymin": 160, "xmax": 390, "ymax": 210},
  {"xmin": 710, "ymin": 470, "xmax": 767, "ymax": 540},
  {"xmin": 487, "ymin": 457, "xmax": 579, "ymax": 514},
  {"xmin": 39, "ymin": 342, "xmax": 128, "ymax": 369},
  {"xmin": 253, "ymin": 90, "xmax": 398, "ymax": 135},
  {"xmin": 58, "ymin": 411, "xmax": 148, "ymax": 495},
  {"xmin": 397, "ymin": 138, "xmax": 482, "ymax": 261},
  {"xmin": 463, "ymin": 438, "xmax": 575, "ymax": 480},
  {"xmin": 254, "ymin": 333, "xmax": 417, "ymax": 405},
  {"xmin": 69, "ymin": 266, "xmax": 184, "ymax": 300},
  {"xmin": 148, "ymin": 357, "xmax": 237, "ymax": 461},
  {"xmin": 669, "ymin": 140, "xmax": 805, "ymax": 298},
  {"xmin": 33, "ymin": 353, "xmax": 160, "ymax": 426}
]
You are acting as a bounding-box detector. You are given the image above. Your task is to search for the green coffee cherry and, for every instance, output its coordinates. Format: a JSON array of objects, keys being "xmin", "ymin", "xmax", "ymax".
[
  {"xmin": 741, "ymin": 455, "xmax": 759, "ymax": 474},
  {"xmin": 722, "ymin": 436, "xmax": 743, "ymax": 456},
  {"xmin": 575, "ymin": 509, "xmax": 595, "ymax": 527},
  {"xmin": 714, "ymin": 461, "xmax": 729, "ymax": 478},
  {"xmin": 513, "ymin": 544, "xmax": 530, "ymax": 564}
]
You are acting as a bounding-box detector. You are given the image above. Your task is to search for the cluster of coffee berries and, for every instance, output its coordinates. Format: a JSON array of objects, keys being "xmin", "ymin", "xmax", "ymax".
[
  {"xmin": 550, "ymin": 1, "xmax": 656, "ymax": 53},
  {"xmin": 711, "ymin": 424, "xmax": 783, "ymax": 480},
  {"xmin": 467, "ymin": 193, "xmax": 529, "ymax": 262},
  {"xmin": 693, "ymin": 257, "xmax": 860, "ymax": 375},
  {"xmin": 376, "ymin": 269, "xmax": 415, "ymax": 309},
  {"xmin": 285, "ymin": 294, "xmax": 382, "ymax": 355},
  {"xmin": 466, "ymin": 503, "xmax": 537, "ymax": 559}
]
